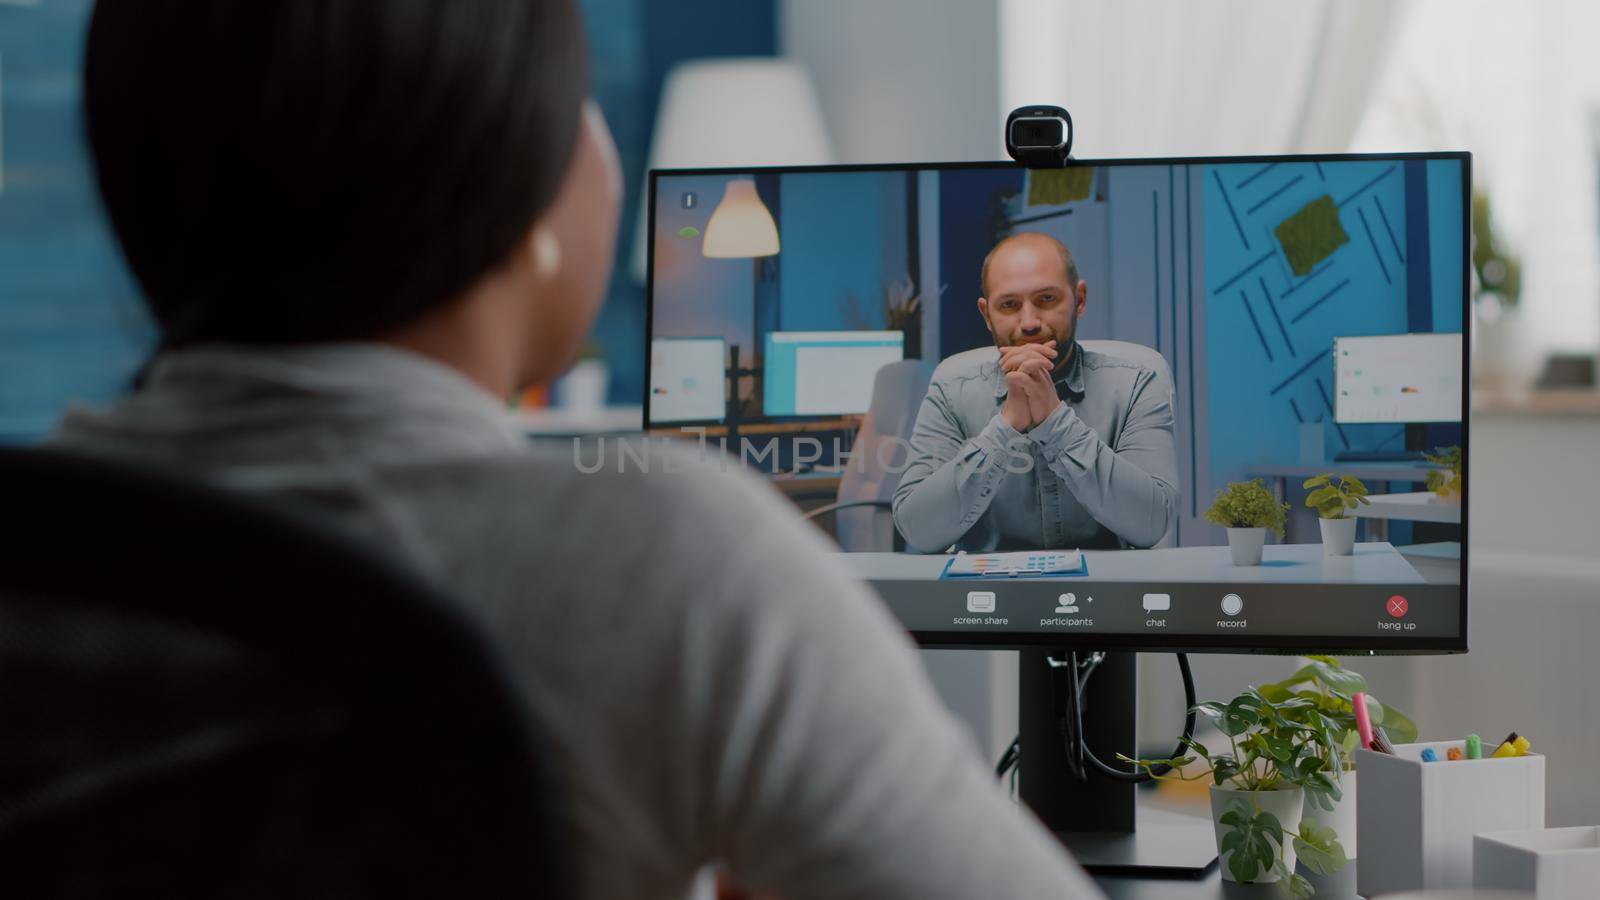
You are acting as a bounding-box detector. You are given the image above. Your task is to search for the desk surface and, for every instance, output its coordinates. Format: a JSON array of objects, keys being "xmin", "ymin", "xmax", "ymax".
[
  {"xmin": 1095, "ymin": 863, "xmax": 1358, "ymax": 899},
  {"xmin": 1354, "ymin": 491, "xmax": 1463, "ymax": 524},
  {"xmin": 1251, "ymin": 460, "xmax": 1441, "ymax": 484},
  {"xmin": 847, "ymin": 542, "xmax": 1428, "ymax": 585},
  {"xmin": 1089, "ymin": 807, "xmax": 1361, "ymax": 899}
]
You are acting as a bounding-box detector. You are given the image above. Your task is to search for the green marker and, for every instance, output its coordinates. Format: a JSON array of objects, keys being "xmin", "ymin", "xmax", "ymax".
[{"xmin": 1465, "ymin": 733, "xmax": 1482, "ymax": 759}]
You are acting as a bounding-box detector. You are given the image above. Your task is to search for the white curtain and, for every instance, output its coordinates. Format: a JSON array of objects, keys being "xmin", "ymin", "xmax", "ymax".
[
  {"xmin": 999, "ymin": 0, "xmax": 1402, "ymax": 157},
  {"xmin": 1352, "ymin": 0, "xmax": 1600, "ymax": 357}
]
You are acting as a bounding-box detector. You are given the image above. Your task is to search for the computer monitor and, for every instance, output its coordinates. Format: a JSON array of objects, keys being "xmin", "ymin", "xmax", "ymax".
[
  {"xmin": 1335, "ymin": 332, "xmax": 1464, "ymax": 423},
  {"xmin": 764, "ymin": 330, "xmax": 904, "ymax": 416},
  {"xmin": 649, "ymin": 337, "xmax": 726, "ymax": 424},
  {"xmin": 646, "ymin": 152, "xmax": 1470, "ymax": 872},
  {"xmin": 646, "ymin": 153, "xmax": 1468, "ymax": 656}
]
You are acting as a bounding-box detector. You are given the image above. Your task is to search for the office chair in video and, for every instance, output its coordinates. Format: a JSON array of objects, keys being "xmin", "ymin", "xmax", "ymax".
[
  {"xmin": 1079, "ymin": 339, "xmax": 1179, "ymax": 548},
  {"xmin": 0, "ymin": 448, "xmax": 568, "ymax": 898},
  {"xmin": 801, "ymin": 358, "xmax": 937, "ymax": 552}
]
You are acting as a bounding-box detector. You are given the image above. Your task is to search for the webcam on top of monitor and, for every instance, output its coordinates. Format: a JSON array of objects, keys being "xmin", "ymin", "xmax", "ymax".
[{"xmin": 1005, "ymin": 105, "xmax": 1073, "ymax": 168}]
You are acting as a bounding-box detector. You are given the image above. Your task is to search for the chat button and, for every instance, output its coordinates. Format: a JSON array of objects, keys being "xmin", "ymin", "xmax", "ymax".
[{"xmin": 1142, "ymin": 593, "xmax": 1172, "ymax": 613}]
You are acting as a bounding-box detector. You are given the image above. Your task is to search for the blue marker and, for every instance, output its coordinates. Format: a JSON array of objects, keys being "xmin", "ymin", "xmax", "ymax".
[{"xmin": 1420, "ymin": 747, "xmax": 1438, "ymax": 763}]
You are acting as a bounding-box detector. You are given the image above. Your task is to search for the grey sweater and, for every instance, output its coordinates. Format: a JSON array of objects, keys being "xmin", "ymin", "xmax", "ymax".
[{"xmin": 50, "ymin": 343, "xmax": 1102, "ymax": 900}]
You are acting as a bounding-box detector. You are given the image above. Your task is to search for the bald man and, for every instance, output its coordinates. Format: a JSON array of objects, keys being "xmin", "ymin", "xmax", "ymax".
[{"xmin": 892, "ymin": 232, "xmax": 1178, "ymax": 552}]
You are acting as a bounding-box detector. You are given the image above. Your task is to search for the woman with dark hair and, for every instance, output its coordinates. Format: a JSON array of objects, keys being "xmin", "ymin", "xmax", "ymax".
[{"xmin": 53, "ymin": 2, "xmax": 1101, "ymax": 898}]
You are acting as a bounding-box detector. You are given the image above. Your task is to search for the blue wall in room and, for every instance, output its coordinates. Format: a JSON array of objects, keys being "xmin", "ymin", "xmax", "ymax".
[
  {"xmin": 776, "ymin": 170, "xmax": 906, "ymax": 333},
  {"xmin": 0, "ymin": 0, "xmax": 156, "ymax": 443},
  {"xmin": 584, "ymin": 0, "xmax": 776, "ymax": 405}
]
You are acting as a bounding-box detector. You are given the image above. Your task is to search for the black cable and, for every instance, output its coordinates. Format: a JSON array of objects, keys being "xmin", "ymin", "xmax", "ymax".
[
  {"xmin": 1069, "ymin": 651, "xmax": 1197, "ymax": 783},
  {"xmin": 994, "ymin": 737, "xmax": 1020, "ymax": 779},
  {"xmin": 997, "ymin": 651, "xmax": 1196, "ymax": 784}
]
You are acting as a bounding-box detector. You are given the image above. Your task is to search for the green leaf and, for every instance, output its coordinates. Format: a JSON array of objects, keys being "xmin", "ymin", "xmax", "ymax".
[
  {"xmin": 1217, "ymin": 699, "xmax": 1262, "ymax": 736},
  {"xmin": 1212, "ymin": 757, "xmax": 1242, "ymax": 786},
  {"xmin": 1273, "ymin": 864, "xmax": 1316, "ymax": 900},
  {"xmin": 1307, "ymin": 659, "xmax": 1366, "ymax": 695},
  {"xmin": 1221, "ymin": 802, "xmax": 1281, "ymax": 883},
  {"xmin": 1262, "ymin": 734, "xmax": 1296, "ymax": 762},
  {"xmin": 1294, "ymin": 822, "xmax": 1349, "ymax": 876},
  {"xmin": 1380, "ymin": 705, "xmax": 1419, "ymax": 744},
  {"xmin": 1219, "ymin": 799, "xmax": 1253, "ymax": 829},
  {"xmin": 1301, "ymin": 474, "xmax": 1331, "ymax": 489},
  {"xmin": 1340, "ymin": 728, "xmax": 1360, "ymax": 754},
  {"xmin": 1257, "ymin": 810, "xmax": 1285, "ymax": 848},
  {"xmin": 1258, "ymin": 682, "xmax": 1295, "ymax": 703}
]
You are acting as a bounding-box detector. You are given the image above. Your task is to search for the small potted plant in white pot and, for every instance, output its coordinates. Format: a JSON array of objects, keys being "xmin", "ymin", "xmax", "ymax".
[
  {"xmin": 1204, "ymin": 478, "xmax": 1289, "ymax": 566},
  {"xmin": 1123, "ymin": 686, "xmax": 1349, "ymax": 895},
  {"xmin": 1260, "ymin": 656, "xmax": 1419, "ymax": 860},
  {"xmin": 1302, "ymin": 474, "xmax": 1370, "ymax": 556},
  {"xmin": 1423, "ymin": 445, "xmax": 1462, "ymax": 504}
]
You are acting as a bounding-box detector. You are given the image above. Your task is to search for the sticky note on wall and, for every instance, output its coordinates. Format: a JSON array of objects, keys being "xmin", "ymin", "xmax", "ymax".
[
  {"xmin": 1027, "ymin": 168, "xmax": 1094, "ymax": 207},
  {"xmin": 1274, "ymin": 195, "xmax": 1349, "ymax": 276}
]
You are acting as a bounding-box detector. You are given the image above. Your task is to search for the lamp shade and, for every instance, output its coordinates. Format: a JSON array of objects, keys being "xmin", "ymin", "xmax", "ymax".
[
  {"xmin": 631, "ymin": 59, "xmax": 833, "ymax": 277},
  {"xmin": 700, "ymin": 180, "xmax": 779, "ymax": 258}
]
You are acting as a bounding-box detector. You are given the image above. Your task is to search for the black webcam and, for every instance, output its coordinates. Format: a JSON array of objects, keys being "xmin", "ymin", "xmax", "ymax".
[{"xmin": 1005, "ymin": 105, "xmax": 1073, "ymax": 168}]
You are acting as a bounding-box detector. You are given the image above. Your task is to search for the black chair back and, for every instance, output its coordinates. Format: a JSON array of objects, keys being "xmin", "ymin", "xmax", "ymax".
[{"xmin": 0, "ymin": 448, "xmax": 567, "ymax": 897}]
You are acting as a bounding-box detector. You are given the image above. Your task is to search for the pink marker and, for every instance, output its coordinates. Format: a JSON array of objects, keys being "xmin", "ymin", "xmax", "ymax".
[{"xmin": 1352, "ymin": 691, "xmax": 1374, "ymax": 750}]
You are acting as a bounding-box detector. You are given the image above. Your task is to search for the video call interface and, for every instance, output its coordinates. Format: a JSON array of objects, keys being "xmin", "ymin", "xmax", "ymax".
[{"xmin": 646, "ymin": 156, "xmax": 1467, "ymax": 647}]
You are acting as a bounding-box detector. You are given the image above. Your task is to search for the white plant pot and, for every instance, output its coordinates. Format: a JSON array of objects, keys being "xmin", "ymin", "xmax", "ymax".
[
  {"xmin": 1226, "ymin": 527, "xmax": 1267, "ymax": 566},
  {"xmin": 1319, "ymin": 516, "xmax": 1357, "ymax": 556},
  {"xmin": 1209, "ymin": 783, "xmax": 1306, "ymax": 883},
  {"xmin": 1304, "ymin": 769, "xmax": 1357, "ymax": 858},
  {"xmin": 556, "ymin": 358, "xmax": 609, "ymax": 412}
]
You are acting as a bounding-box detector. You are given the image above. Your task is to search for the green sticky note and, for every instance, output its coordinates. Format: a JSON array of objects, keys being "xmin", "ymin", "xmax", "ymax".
[
  {"xmin": 1027, "ymin": 168, "xmax": 1093, "ymax": 207},
  {"xmin": 1274, "ymin": 195, "xmax": 1349, "ymax": 276}
]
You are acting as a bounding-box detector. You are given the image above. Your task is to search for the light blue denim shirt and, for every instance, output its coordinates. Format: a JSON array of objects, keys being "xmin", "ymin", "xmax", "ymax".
[{"xmin": 891, "ymin": 341, "xmax": 1179, "ymax": 552}]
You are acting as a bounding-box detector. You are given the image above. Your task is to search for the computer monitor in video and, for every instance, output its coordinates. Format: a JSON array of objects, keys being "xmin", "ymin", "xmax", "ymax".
[{"xmin": 645, "ymin": 153, "xmax": 1469, "ymax": 657}]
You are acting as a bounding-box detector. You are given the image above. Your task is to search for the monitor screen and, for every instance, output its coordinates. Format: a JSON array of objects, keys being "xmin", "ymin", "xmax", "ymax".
[
  {"xmin": 1334, "ymin": 333, "xmax": 1463, "ymax": 423},
  {"xmin": 645, "ymin": 153, "xmax": 1469, "ymax": 653},
  {"xmin": 764, "ymin": 330, "xmax": 904, "ymax": 416},
  {"xmin": 649, "ymin": 337, "xmax": 727, "ymax": 424}
]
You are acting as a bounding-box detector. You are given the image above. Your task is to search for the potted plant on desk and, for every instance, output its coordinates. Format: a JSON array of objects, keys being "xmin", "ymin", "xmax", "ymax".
[
  {"xmin": 1303, "ymin": 473, "xmax": 1370, "ymax": 556},
  {"xmin": 1122, "ymin": 687, "xmax": 1349, "ymax": 897},
  {"xmin": 1423, "ymin": 445, "xmax": 1463, "ymax": 504},
  {"xmin": 1260, "ymin": 656, "xmax": 1418, "ymax": 860},
  {"xmin": 1204, "ymin": 478, "xmax": 1290, "ymax": 566}
]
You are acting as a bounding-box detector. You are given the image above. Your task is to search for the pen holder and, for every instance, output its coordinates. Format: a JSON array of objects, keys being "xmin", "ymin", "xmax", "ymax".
[{"xmin": 1355, "ymin": 742, "xmax": 1545, "ymax": 897}]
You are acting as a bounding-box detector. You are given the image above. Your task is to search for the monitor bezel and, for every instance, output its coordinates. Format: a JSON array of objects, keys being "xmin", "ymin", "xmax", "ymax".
[{"xmin": 644, "ymin": 151, "xmax": 1471, "ymax": 655}]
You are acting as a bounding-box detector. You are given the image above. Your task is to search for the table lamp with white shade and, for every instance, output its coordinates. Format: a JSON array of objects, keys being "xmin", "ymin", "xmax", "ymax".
[{"xmin": 631, "ymin": 58, "xmax": 833, "ymax": 278}]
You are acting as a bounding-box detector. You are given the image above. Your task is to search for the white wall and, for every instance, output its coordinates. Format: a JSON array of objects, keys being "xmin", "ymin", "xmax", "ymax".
[
  {"xmin": 781, "ymin": 0, "xmax": 1001, "ymax": 165},
  {"xmin": 1352, "ymin": 0, "xmax": 1600, "ymax": 359}
]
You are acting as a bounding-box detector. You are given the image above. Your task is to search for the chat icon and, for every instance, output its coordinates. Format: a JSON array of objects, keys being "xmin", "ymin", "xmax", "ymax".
[{"xmin": 1141, "ymin": 593, "xmax": 1171, "ymax": 613}]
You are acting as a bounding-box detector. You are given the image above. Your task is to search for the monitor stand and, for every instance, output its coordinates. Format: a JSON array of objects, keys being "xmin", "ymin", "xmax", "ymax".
[{"xmin": 1018, "ymin": 649, "xmax": 1218, "ymax": 877}]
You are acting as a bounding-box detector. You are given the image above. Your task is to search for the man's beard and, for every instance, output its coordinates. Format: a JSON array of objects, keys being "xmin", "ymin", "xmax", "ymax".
[{"xmin": 992, "ymin": 311, "xmax": 1077, "ymax": 354}]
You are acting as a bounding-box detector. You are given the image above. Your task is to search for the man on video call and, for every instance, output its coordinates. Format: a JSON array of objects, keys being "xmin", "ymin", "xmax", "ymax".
[{"xmin": 892, "ymin": 231, "xmax": 1178, "ymax": 553}]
